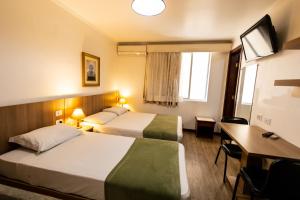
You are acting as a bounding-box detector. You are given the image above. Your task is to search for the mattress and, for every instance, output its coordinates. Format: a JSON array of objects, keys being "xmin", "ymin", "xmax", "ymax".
[
  {"xmin": 84, "ymin": 112, "xmax": 183, "ymax": 142},
  {"xmin": 0, "ymin": 133, "xmax": 190, "ymax": 200}
]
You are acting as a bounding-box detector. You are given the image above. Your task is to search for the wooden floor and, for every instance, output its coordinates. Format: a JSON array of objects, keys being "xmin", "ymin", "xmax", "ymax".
[
  {"xmin": 182, "ymin": 131, "xmax": 240, "ymax": 200},
  {"xmin": 0, "ymin": 131, "xmax": 240, "ymax": 200}
]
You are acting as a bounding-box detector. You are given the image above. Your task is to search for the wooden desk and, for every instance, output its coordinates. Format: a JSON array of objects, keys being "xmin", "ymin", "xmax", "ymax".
[
  {"xmin": 219, "ymin": 123, "xmax": 300, "ymax": 160},
  {"xmin": 219, "ymin": 123, "xmax": 300, "ymax": 196}
]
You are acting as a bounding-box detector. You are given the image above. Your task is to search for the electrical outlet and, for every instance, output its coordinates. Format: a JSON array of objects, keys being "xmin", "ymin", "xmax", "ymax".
[
  {"xmin": 55, "ymin": 110, "xmax": 63, "ymax": 117},
  {"xmin": 56, "ymin": 119, "xmax": 63, "ymax": 125},
  {"xmin": 257, "ymin": 114, "xmax": 263, "ymax": 121},
  {"xmin": 264, "ymin": 118, "xmax": 272, "ymax": 126}
]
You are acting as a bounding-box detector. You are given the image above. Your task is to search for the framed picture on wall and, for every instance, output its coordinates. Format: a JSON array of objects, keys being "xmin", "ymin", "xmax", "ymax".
[{"xmin": 82, "ymin": 52, "xmax": 100, "ymax": 87}]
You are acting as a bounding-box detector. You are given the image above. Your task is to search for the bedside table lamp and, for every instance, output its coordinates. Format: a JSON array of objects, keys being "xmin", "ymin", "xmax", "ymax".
[
  {"xmin": 71, "ymin": 108, "xmax": 85, "ymax": 128},
  {"xmin": 119, "ymin": 97, "xmax": 127, "ymax": 107}
]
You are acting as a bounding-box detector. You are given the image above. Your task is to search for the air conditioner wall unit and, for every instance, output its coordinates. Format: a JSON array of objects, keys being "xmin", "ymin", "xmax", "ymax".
[{"xmin": 117, "ymin": 45, "xmax": 146, "ymax": 56}]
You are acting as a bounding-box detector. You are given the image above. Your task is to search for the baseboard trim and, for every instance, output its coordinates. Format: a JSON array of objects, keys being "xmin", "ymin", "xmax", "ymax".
[
  {"xmin": 183, "ymin": 128, "xmax": 195, "ymax": 133},
  {"xmin": 183, "ymin": 128, "xmax": 221, "ymax": 137},
  {"xmin": 214, "ymin": 132, "xmax": 221, "ymax": 136}
]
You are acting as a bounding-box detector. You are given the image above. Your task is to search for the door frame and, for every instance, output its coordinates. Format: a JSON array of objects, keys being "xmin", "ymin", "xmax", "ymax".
[{"xmin": 222, "ymin": 45, "xmax": 242, "ymax": 117}]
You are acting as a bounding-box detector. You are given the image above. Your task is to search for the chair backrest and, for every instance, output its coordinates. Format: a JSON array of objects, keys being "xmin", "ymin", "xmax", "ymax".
[
  {"xmin": 264, "ymin": 160, "xmax": 300, "ymax": 199},
  {"xmin": 221, "ymin": 116, "xmax": 248, "ymax": 125},
  {"xmin": 220, "ymin": 117, "xmax": 248, "ymax": 141}
]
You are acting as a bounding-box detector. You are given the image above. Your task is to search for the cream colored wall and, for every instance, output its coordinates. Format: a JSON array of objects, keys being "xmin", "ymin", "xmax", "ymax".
[
  {"xmin": 0, "ymin": 0, "xmax": 116, "ymax": 107},
  {"xmin": 233, "ymin": 0, "xmax": 300, "ymax": 147},
  {"xmin": 114, "ymin": 53, "xmax": 229, "ymax": 129}
]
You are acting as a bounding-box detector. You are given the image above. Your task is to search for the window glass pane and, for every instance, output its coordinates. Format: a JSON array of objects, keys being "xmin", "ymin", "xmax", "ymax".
[
  {"xmin": 189, "ymin": 52, "xmax": 210, "ymax": 101},
  {"xmin": 179, "ymin": 53, "xmax": 192, "ymax": 99},
  {"xmin": 241, "ymin": 64, "xmax": 257, "ymax": 104}
]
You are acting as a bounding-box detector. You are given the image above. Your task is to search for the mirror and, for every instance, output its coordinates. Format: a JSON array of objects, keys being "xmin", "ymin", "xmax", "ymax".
[{"xmin": 235, "ymin": 64, "xmax": 258, "ymax": 121}]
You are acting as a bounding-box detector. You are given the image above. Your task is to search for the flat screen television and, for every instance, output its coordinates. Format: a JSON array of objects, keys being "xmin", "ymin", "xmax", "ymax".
[{"xmin": 240, "ymin": 15, "xmax": 278, "ymax": 61}]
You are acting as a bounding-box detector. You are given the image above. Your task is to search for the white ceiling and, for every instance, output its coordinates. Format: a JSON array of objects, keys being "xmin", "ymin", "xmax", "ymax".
[{"xmin": 53, "ymin": 0, "xmax": 277, "ymax": 42}]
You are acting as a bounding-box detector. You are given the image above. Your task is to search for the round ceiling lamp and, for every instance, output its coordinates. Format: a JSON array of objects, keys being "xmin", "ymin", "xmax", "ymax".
[{"xmin": 132, "ymin": 0, "xmax": 166, "ymax": 16}]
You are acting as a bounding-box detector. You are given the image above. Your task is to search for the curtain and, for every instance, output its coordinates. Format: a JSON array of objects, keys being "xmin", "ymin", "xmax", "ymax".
[{"xmin": 143, "ymin": 52, "xmax": 181, "ymax": 107}]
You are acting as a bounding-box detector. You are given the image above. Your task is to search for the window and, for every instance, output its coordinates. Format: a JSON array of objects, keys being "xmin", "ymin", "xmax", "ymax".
[
  {"xmin": 179, "ymin": 52, "xmax": 211, "ymax": 101},
  {"xmin": 241, "ymin": 64, "xmax": 257, "ymax": 105}
]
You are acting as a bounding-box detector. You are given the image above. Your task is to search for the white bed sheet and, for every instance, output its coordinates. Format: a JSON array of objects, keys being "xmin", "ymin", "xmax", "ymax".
[
  {"xmin": 84, "ymin": 112, "xmax": 183, "ymax": 142},
  {"xmin": 0, "ymin": 133, "xmax": 190, "ymax": 200}
]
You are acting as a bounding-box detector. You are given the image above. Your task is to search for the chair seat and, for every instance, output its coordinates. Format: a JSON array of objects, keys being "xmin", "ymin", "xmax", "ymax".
[{"xmin": 221, "ymin": 144, "xmax": 242, "ymax": 159}]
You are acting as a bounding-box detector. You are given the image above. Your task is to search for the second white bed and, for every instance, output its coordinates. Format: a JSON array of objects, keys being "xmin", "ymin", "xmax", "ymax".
[{"xmin": 83, "ymin": 111, "xmax": 183, "ymax": 141}]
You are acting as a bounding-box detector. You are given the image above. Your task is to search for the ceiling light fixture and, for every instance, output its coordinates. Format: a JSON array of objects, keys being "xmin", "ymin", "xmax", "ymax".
[{"xmin": 132, "ymin": 0, "xmax": 166, "ymax": 16}]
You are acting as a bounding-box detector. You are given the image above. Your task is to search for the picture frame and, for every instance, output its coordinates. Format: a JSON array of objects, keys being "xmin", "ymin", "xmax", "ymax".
[{"xmin": 82, "ymin": 52, "xmax": 100, "ymax": 87}]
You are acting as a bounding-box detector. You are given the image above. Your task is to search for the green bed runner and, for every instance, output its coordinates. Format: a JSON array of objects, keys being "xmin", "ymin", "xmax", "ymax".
[
  {"xmin": 143, "ymin": 114, "xmax": 178, "ymax": 141},
  {"xmin": 105, "ymin": 138, "xmax": 180, "ymax": 200}
]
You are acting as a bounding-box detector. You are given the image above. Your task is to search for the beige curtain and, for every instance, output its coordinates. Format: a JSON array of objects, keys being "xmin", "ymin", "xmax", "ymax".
[{"xmin": 143, "ymin": 52, "xmax": 181, "ymax": 107}]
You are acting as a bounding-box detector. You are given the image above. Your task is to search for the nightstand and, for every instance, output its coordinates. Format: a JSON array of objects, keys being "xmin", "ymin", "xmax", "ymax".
[
  {"xmin": 195, "ymin": 116, "xmax": 216, "ymax": 138},
  {"xmin": 80, "ymin": 125, "xmax": 94, "ymax": 132}
]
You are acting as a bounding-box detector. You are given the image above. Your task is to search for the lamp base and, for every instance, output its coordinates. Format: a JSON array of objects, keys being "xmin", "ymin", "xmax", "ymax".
[{"xmin": 76, "ymin": 120, "xmax": 81, "ymax": 128}]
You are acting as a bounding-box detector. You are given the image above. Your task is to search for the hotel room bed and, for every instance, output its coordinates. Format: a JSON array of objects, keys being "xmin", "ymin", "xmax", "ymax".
[
  {"xmin": 0, "ymin": 132, "xmax": 190, "ymax": 200},
  {"xmin": 83, "ymin": 111, "xmax": 183, "ymax": 142}
]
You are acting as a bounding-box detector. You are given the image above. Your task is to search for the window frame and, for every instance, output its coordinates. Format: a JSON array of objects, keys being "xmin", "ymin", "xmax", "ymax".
[{"xmin": 180, "ymin": 52, "xmax": 212, "ymax": 102}]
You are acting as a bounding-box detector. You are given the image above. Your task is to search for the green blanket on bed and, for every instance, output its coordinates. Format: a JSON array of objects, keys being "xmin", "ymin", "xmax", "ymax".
[
  {"xmin": 143, "ymin": 114, "xmax": 178, "ymax": 141},
  {"xmin": 105, "ymin": 138, "xmax": 180, "ymax": 200}
]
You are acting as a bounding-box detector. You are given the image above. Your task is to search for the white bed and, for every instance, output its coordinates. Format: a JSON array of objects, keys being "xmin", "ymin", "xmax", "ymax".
[
  {"xmin": 0, "ymin": 132, "xmax": 190, "ymax": 200},
  {"xmin": 83, "ymin": 111, "xmax": 183, "ymax": 141}
]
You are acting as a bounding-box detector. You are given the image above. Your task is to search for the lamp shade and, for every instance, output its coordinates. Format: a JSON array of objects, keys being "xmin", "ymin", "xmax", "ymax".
[
  {"xmin": 119, "ymin": 97, "xmax": 127, "ymax": 105},
  {"xmin": 132, "ymin": 0, "xmax": 165, "ymax": 16},
  {"xmin": 71, "ymin": 108, "xmax": 85, "ymax": 120}
]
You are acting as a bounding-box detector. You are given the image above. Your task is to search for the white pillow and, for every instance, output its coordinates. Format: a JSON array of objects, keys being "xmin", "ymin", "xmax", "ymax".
[
  {"xmin": 103, "ymin": 106, "xmax": 128, "ymax": 116},
  {"xmin": 9, "ymin": 124, "xmax": 81, "ymax": 153},
  {"xmin": 84, "ymin": 112, "xmax": 117, "ymax": 125}
]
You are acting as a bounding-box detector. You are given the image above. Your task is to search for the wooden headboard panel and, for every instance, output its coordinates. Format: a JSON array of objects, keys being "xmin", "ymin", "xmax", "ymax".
[
  {"xmin": 0, "ymin": 91, "xmax": 118, "ymax": 155},
  {"xmin": 64, "ymin": 91, "xmax": 119, "ymax": 120},
  {"xmin": 0, "ymin": 99, "xmax": 64, "ymax": 154}
]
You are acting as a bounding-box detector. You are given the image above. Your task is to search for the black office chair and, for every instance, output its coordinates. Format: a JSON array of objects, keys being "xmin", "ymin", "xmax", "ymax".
[
  {"xmin": 232, "ymin": 160, "xmax": 300, "ymax": 200},
  {"xmin": 214, "ymin": 116, "xmax": 248, "ymax": 183},
  {"xmin": 219, "ymin": 116, "xmax": 249, "ymax": 145}
]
